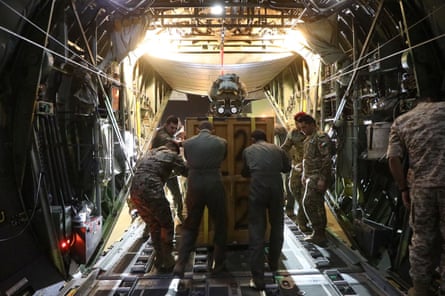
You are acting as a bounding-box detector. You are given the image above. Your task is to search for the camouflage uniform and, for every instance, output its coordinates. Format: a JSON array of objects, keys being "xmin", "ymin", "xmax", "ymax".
[
  {"xmin": 130, "ymin": 146, "xmax": 186, "ymax": 271},
  {"xmin": 281, "ymin": 129, "xmax": 309, "ymax": 230},
  {"xmin": 302, "ymin": 130, "xmax": 332, "ymax": 240},
  {"xmin": 151, "ymin": 127, "xmax": 184, "ymax": 222},
  {"xmin": 387, "ymin": 101, "xmax": 445, "ymax": 293}
]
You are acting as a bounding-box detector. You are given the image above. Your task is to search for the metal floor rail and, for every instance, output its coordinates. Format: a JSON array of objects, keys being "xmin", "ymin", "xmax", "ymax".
[{"xmin": 58, "ymin": 217, "xmax": 404, "ymax": 296}]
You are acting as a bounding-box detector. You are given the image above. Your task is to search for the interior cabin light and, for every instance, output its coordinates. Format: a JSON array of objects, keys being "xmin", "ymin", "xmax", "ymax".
[{"xmin": 211, "ymin": 4, "xmax": 224, "ymax": 15}]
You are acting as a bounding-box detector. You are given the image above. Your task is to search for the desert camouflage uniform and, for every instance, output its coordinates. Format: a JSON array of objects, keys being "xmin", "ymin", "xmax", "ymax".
[
  {"xmin": 151, "ymin": 127, "xmax": 184, "ymax": 222},
  {"xmin": 130, "ymin": 146, "xmax": 186, "ymax": 271},
  {"xmin": 387, "ymin": 101, "xmax": 445, "ymax": 292},
  {"xmin": 302, "ymin": 130, "xmax": 332, "ymax": 236},
  {"xmin": 281, "ymin": 129, "xmax": 309, "ymax": 228}
]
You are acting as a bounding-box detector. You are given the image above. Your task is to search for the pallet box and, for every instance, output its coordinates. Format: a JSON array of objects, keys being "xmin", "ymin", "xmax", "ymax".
[{"xmin": 185, "ymin": 117, "xmax": 274, "ymax": 245}]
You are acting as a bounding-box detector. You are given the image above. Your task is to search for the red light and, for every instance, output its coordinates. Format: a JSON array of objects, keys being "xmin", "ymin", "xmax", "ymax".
[{"xmin": 60, "ymin": 239, "xmax": 71, "ymax": 251}]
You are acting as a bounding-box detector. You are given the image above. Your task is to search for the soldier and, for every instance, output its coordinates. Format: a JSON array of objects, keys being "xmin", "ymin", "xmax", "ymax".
[
  {"xmin": 296, "ymin": 114, "xmax": 333, "ymax": 246},
  {"xmin": 387, "ymin": 96, "xmax": 445, "ymax": 296},
  {"xmin": 129, "ymin": 142, "xmax": 187, "ymax": 272},
  {"xmin": 151, "ymin": 115, "xmax": 185, "ymax": 224},
  {"xmin": 281, "ymin": 112, "xmax": 310, "ymax": 232},
  {"xmin": 241, "ymin": 130, "xmax": 291, "ymax": 290},
  {"xmin": 173, "ymin": 121, "xmax": 228, "ymax": 277}
]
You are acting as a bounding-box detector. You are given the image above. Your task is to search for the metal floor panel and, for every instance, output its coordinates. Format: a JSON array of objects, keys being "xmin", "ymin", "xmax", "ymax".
[{"xmin": 59, "ymin": 217, "xmax": 403, "ymax": 296}]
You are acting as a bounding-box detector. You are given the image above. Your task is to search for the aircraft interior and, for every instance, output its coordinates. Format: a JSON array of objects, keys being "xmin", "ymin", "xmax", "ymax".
[{"xmin": 0, "ymin": 1, "xmax": 444, "ymax": 295}]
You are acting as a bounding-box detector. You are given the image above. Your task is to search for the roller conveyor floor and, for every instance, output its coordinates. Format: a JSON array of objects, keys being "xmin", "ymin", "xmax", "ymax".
[{"xmin": 57, "ymin": 216, "xmax": 404, "ymax": 296}]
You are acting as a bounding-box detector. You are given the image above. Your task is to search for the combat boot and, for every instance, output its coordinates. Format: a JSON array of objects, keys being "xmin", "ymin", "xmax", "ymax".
[
  {"xmin": 153, "ymin": 250, "xmax": 164, "ymax": 270},
  {"xmin": 407, "ymin": 280, "xmax": 433, "ymax": 296},
  {"xmin": 211, "ymin": 244, "xmax": 227, "ymax": 274},
  {"xmin": 157, "ymin": 253, "xmax": 175, "ymax": 273},
  {"xmin": 150, "ymin": 232, "xmax": 164, "ymax": 270},
  {"xmin": 304, "ymin": 231, "xmax": 328, "ymax": 247},
  {"xmin": 142, "ymin": 225, "xmax": 150, "ymax": 239},
  {"xmin": 296, "ymin": 216, "xmax": 311, "ymax": 233},
  {"xmin": 298, "ymin": 223, "xmax": 312, "ymax": 233},
  {"xmin": 173, "ymin": 229, "xmax": 195, "ymax": 278},
  {"xmin": 173, "ymin": 261, "xmax": 186, "ymax": 278},
  {"xmin": 249, "ymin": 278, "xmax": 266, "ymax": 290},
  {"xmin": 160, "ymin": 242, "xmax": 175, "ymax": 272},
  {"xmin": 286, "ymin": 209, "xmax": 296, "ymax": 219}
]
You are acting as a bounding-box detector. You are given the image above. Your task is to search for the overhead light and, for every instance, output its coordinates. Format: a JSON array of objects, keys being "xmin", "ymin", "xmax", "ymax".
[
  {"xmin": 230, "ymin": 106, "xmax": 238, "ymax": 114},
  {"xmin": 211, "ymin": 4, "xmax": 224, "ymax": 15}
]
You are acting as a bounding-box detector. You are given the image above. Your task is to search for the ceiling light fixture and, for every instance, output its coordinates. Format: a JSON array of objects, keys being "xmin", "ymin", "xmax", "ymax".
[{"xmin": 211, "ymin": 4, "xmax": 224, "ymax": 15}]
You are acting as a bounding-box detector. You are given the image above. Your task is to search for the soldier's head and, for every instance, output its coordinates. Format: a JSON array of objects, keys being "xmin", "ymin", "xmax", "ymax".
[
  {"xmin": 293, "ymin": 111, "xmax": 306, "ymax": 130},
  {"xmin": 251, "ymin": 129, "xmax": 267, "ymax": 143},
  {"xmin": 164, "ymin": 115, "xmax": 179, "ymax": 136},
  {"xmin": 296, "ymin": 114, "xmax": 316, "ymax": 136},
  {"xmin": 198, "ymin": 121, "xmax": 214, "ymax": 132},
  {"xmin": 294, "ymin": 111, "xmax": 306, "ymax": 122}
]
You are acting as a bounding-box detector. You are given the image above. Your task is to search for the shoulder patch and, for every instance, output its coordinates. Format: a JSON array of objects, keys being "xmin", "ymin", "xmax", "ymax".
[
  {"xmin": 316, "ymin": 131, "xmax": 327, "ymax": 138},
  {"xmin": 317, "ymin": 134, "xmax": 335, "ymax": 155}
]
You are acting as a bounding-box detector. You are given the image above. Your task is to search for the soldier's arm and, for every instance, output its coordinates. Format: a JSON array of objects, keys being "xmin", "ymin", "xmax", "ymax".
[
  {"xmin": 280, "ymin": 148, "xmax": 292, "ymax": 174},
  {"xmin": 240, "ymin": 149, "xmax": 251, "ymax": 178},
  {"xmin": 318, "ymin": 135, "xmax": 333, "ymax": 182},
  {"xmin": 387, "ymin": 124, "xmax": 408, "ymax": 192},
  {"xmin": 152, "ymin": 129, "xmax": 175, "ymax": 149},
  {"xmin": 280, "ymin": 131, "xmax": 293, "ymax": 152},
  {"xmin": 173, "ymin": 154, "xmax": 188, "ymax": 177}
]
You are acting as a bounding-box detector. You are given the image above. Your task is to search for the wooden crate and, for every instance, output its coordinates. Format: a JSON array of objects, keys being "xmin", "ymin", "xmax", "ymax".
[{"xmin": 185, "ymin": 117, "xmax": 274, "ymax": 245}]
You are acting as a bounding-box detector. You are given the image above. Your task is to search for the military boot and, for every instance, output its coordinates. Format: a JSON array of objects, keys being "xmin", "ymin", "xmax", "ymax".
[
  {"xmin": 160, "ymin": 242, "xmax": 175, "ymax": 272},
  {"xmin": 249, "ymin": 278, "xmax": 266, "ymax": 290},
  {"xmin": 298, "ymin": 223, "xmax": 312, "ymax": 233},
  {"xmin": 300, "ymin": 225, "xmax": 312, "ymax": 233},
  {"xmin": 407, "ymin": 280, "xmax": 433, "ymax": 296},
  {"xmin": 211, "ymin": 244, "xmax": 227, "ymax": 274},
  {"xmin": 304, "ymin": 230, "xmax": 328, "ymax": 247},
  {"xmin": 296, "ymin": 215, "xmax": 311, "ymax": 233},
  {"xmin": 150, "ymin": 231, "xmax": 164, "ymax": 270},
  {"xmin": 142, "ymin": 224, "xmax": 150, "ymax": 239},
  {"xmin": 173, "ymin": 229, "xmax": 195, "ymax": 278},
  {"xmin": 286, "ymin": 209, "xmax": 296, "ymax": 219},
  {"xmin": 153, "ymin": 250, "xmax": 164, "ymax": 271}
]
